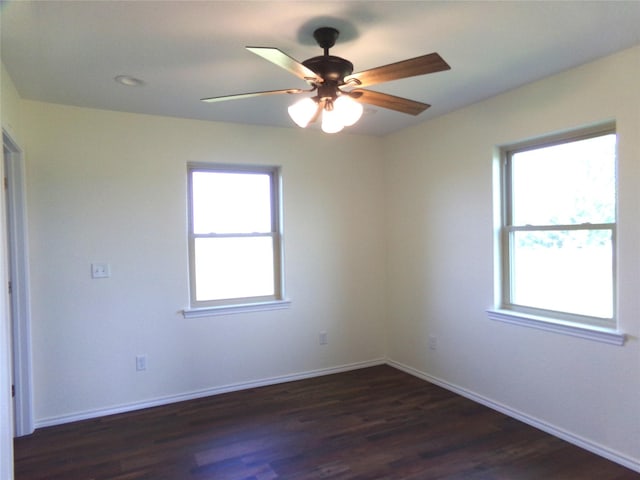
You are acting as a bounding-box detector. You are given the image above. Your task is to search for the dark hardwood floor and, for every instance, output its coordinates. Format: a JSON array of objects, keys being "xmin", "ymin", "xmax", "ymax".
[{"xmin": 13, "ymin": 365, "xmax": 639, "ymax": 479}]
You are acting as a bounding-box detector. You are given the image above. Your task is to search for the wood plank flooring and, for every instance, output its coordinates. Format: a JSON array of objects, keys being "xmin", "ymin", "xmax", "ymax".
[{"xmin": 13, "ymin": 365, "xmax": 639, "ymax": 479}]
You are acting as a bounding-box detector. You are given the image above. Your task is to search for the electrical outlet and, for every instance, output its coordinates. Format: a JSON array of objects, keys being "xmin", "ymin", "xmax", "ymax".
[
  {"xmin": 91, "ymin": 263, "xmax": 111, "ymax": 279},
  {"xmin": 428, "ymin": 334, "xmax": 438, "ymax": 351},
  {"xmin": 136, "ymin": 354, "xmax": 147, "ymax": 371},
  {"xmin": 319, "ymin": 331, "xmax": 328, "ymax": 345}
]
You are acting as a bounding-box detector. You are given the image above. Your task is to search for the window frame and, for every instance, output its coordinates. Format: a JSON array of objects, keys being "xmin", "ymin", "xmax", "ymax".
[
  {"xmin": 497, "ymin": 123, "xmax": 618, "ymax": 331},
  {"xmin": 185, "ymin": 163, "xmax": 287, "ymax": 315}
]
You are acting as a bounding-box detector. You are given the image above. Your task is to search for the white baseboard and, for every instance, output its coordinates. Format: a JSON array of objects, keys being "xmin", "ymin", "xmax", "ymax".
[
  {"xmin": 35, "ymin": 358, "xmax": 386, "ymax": 429},
  {"xmin": 387, "ymin": 358, "xmax": 640, "ymax": 474}
]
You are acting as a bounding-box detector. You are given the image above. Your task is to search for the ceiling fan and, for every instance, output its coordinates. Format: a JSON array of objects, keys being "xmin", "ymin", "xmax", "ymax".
[{"xmin": 201, "ymin": 27, "xmax": 451, "ymax": 133}]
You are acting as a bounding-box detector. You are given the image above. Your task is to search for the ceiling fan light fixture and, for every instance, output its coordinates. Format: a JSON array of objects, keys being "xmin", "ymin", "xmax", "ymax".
[
  {"xmin": 321, "ymin": 105, "xmax": 345, "ymax": 134},
  {"xmin": 289, "ymin": 93, "xmax": 363, "ymax": 133},
  {"xmin": 288, "ymin": 97, "xmax": 318, "ymax": 128},
  {"xmin": 334, "ymin": 95, "xmax": 363, "ymax": 127}
]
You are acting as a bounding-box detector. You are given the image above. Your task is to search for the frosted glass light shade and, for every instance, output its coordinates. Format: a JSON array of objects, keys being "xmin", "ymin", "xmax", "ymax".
[
  {"xmin": 288, "ymin": 97, "xmax": 318, "ymax": 128},
  {"xmin": 334, "ymin": 95, "xmax": 363, "ymax": 126},
  {"xmin": 321, "ymin": 108, "xmax": 344, "ymax": 133}
]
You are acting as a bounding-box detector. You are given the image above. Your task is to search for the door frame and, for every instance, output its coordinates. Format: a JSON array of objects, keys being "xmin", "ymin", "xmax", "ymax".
[{"xmin": 3, "ymin": 130, "xmax": 34, "ymax": 436}]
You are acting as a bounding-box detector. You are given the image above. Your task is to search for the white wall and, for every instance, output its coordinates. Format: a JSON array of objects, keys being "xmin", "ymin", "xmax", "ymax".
[
  {"xmin": 384, "ymin": 46, "xmax": 640, "ymax": 468},
  {"xmin": 20, "ymin": 102, "xmax": 387, "ymax": 424}
]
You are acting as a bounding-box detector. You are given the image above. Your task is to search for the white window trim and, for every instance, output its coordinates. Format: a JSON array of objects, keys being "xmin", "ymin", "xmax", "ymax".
[
  {"xmin": 186, "ymin": 163, "xmax": 286, "ymax": 310},
  {"xmin": 494, "ymin": 123, "xmax": 621, "ymax": 334},
  {"xmin": 183, "ymin": 299, "xmax": 292, "ymax": 318},
  {"xmin": 486, "ymin": 309, "xmax": 625, "ymax": 346}
]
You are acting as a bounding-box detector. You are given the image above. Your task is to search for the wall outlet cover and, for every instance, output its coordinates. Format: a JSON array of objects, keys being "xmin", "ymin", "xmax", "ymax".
[{"xmin": 91, "ymin": 263, "xmax": 111, "ymax": 279}]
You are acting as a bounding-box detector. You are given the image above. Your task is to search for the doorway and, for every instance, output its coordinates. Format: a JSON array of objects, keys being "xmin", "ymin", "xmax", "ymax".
[{"xmin": 2, "ymin": 130, "xmax": 33, "ymax": 436}]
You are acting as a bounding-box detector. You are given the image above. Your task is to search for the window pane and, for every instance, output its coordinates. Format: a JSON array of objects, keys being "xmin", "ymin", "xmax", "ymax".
[
  {"xmin": 194, "ymin": 237, "xmax": 275, "ymax": 301},
  {"xmin": 511, "ymin": 229, "xmax": 613, "ymax": 318},
  {"xmin": 192, "ymin": 171, "xmax": 272, "ymax": 234},
  {"xmin": 511, "ymin": 134, "xmax": 616, "ymax": 225}
]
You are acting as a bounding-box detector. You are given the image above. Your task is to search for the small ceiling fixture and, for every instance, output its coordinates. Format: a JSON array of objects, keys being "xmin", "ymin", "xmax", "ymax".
[
  {"xmin": 201, "ymin": 27, "xmax": 450, "ymax": 133},
  {"xmin": 114, "ymin": 75, "xmax": 145, "ymax": 87}
]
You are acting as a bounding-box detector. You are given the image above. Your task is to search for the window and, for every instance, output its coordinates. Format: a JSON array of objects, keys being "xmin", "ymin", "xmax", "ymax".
[
  {"xmin": 497, "ymin": 124, "xmax": 617, "ymax": 330},
  {"xmin": 186, "ymin": 164, "xmax": 285, "ymax": 314}
]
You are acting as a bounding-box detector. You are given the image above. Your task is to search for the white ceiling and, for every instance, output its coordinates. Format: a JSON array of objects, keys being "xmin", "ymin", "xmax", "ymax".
[{"xmin": 2, "ymin": 1, "xmax": 640, "ymax": 136}]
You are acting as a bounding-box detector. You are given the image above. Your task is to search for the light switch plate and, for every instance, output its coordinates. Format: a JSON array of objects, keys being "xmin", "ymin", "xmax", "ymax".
[{"xmin": 91, "ymin": 263, "xmax": 111, "ymax": 279}]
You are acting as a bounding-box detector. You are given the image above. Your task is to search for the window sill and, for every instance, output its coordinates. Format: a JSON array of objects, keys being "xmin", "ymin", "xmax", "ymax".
[
  {"xmin": 486, "ymin": 309, "xmax": 626, "ymax": 346},
  {"xmin": 183, "ymin": 299, "xmax": 292, "ymax": 318}
]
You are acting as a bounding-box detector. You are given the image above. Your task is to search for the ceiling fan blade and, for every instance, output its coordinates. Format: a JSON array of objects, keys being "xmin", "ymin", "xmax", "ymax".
[
  {"xmin": 201, "ymin": 88, "xmax": 305, "ymax": 103},
  {"xmin": 345, "ymin": 53, "xmax": 450, "ymax": 88},
  {"xmin": 350, "ymin": 89, "xmax": 430, "ymax": 116},
  {"xmin": 246, "ymin": 47, "xmax": 323, "ymax": 84}
]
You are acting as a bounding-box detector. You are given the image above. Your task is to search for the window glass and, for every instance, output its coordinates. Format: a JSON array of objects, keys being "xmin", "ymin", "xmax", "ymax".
[
  {"xmin": 502, "ymin": 127, "xmax": 616, "ymax": 325},
  {"xmin": 192, "ymin": 172, "xmax": 272, "ymax": 234},
  {"xmin": 187, "ymin": 165, "xmax": 282, "ymax": 308},
  {"xmin": 510, "ymin": 134, "xmax": 616, "ymax": 226},
  {"xmin": 511, "ymin": 229, "xmax": 613, "ymax": 318},
  {"xmin": 194, "ymin": 237, "xmax": 275, "ymax": 301}
]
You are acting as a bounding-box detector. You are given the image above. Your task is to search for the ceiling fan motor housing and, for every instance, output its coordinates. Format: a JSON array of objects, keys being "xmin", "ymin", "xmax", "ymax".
[{"xmin": 303, "ymin": 55, "xmax": 354, "ymax": 84}]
